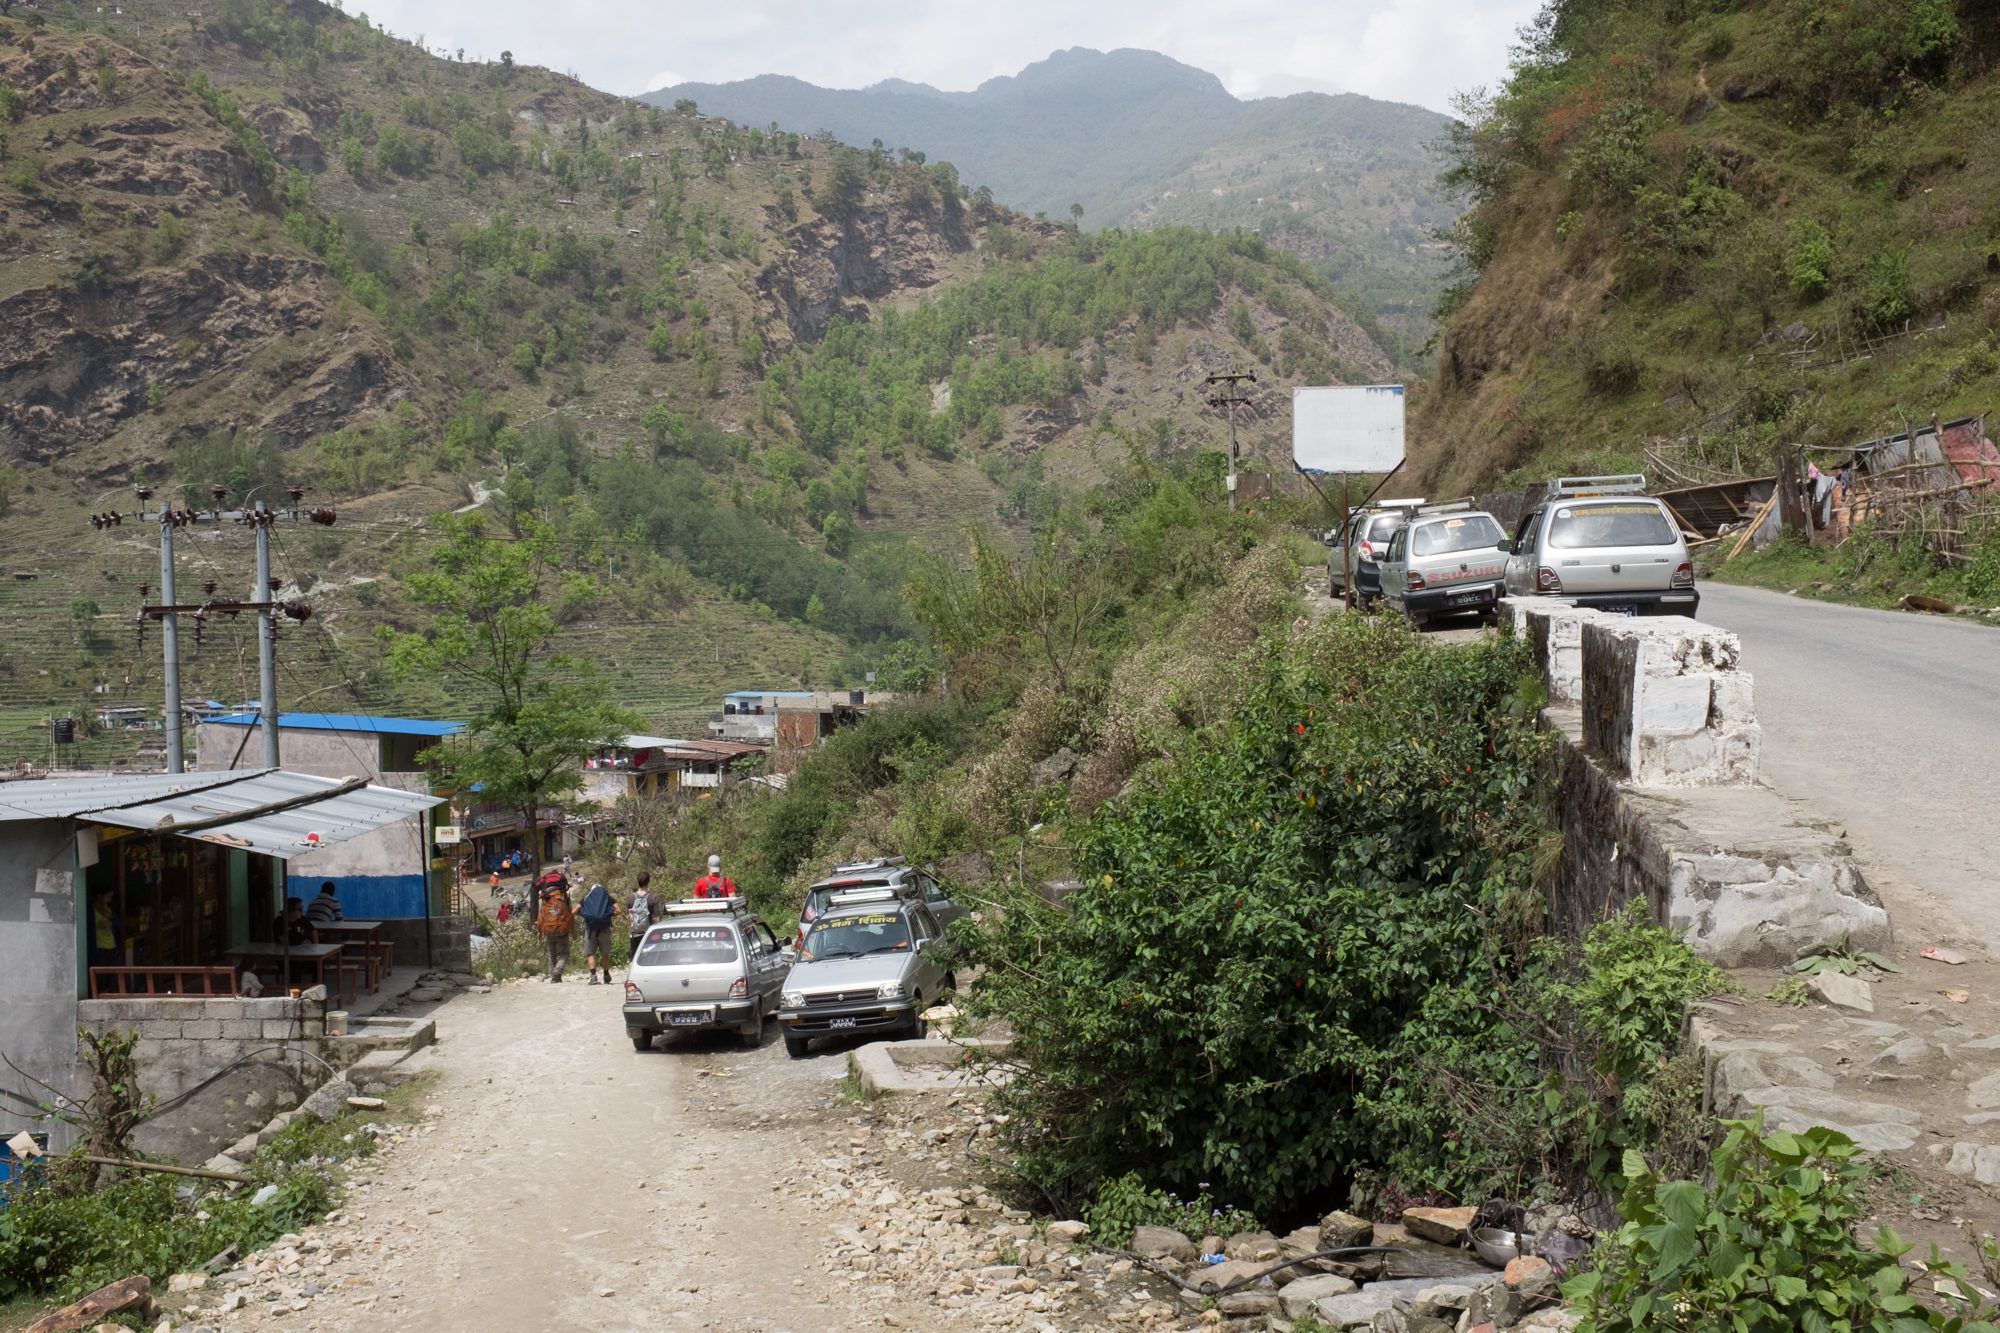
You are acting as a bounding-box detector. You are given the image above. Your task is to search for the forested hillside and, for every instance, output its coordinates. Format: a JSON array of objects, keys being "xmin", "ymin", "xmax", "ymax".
[
  {"xmin": 1417, "ymin": 0, "xmax": 2000, "ymax": 494},
  {"xmin": 647, "ymin": 48, "xmax": 1451, "ymax": 349},
  {"xmin": 0, "ymin": 0, "xmax": 1391, "ymax": 764}
]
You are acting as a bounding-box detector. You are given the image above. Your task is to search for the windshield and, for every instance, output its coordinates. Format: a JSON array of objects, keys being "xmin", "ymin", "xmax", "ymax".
[
  {"xmin": 804, "ymin": 911, "xmax": 912, "ymax": 961},
  {"xmin": 1546, "ymin": 502, "xmax": 1676, "ymax": 549},
  {"xmin": 1413, "ymin": 515, "xmax": 1505, "ymax": 557},
  {"xmin": 634, "ymin": 925, "xmax": 740, "ymax": 966}
]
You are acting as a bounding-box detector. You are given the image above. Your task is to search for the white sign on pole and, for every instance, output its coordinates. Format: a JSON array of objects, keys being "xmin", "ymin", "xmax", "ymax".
[{"xmin": 1292, "ymin": 385, "xmax": 1406, "ymax": 473}]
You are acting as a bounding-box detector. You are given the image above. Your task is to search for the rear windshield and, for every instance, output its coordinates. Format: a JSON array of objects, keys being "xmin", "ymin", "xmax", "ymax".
[
  {"xmin": 804, "ymin": 911, "xmax": 912, "ymax": 962},
  {"xmin": 1413, "ymin": 515, "xmax": 1505, "ymax": 557},
  {"xmin": 1363, "ymin": 514, "xmax": 1406, "ymax": 543},
  {"xmin": 801, "ymin": 879, "xmax": 894, "ymax": 925},
  {"xmin": 635, "ymin": 925, "xmax": 740, "ymax": 966},
  {"xmin": 1546, "ymin": 502, "xmax": 1676, "ymax": 550}
]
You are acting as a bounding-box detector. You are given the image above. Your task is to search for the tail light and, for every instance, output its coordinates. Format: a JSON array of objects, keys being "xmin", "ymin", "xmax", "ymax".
[
  {"xmin": 1406, "ymin": 571, "xmax": 1427, "ymax": 591},
  {"xmin": 1671, "ymin": 561, "xmax": 1695, "ymax": 589},
  {"xmin": 1535, "ymin": 566, "xmax": 1564, "ymax": 593},
  {"xmin": 728, "ymin": 977, "xmax": 748, "ymax": 999},
  {"xmin": 623, "ymin": 981, "xmax": 642, "ymax": 1002}
]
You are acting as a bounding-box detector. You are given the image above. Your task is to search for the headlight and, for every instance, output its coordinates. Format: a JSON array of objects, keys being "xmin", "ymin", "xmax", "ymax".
[
  {"xmin": 877, "ymin": 982, "xmax": 904, "ymax": 1001},
  {"xmin": 782, "ymin": 990, "xmax": 805, "ymax": 1009}
]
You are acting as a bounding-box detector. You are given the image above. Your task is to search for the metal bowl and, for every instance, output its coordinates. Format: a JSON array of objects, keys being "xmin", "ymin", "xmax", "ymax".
[{"xmin": 1470, "ymin": 1226, "xmax": 1521, "ymax": 1267}]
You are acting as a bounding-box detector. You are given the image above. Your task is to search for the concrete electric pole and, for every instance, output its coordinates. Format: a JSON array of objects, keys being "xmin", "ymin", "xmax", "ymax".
[{"xmin": 1205, "ymin": 371, "xmax": 1257, "ymax": 512}]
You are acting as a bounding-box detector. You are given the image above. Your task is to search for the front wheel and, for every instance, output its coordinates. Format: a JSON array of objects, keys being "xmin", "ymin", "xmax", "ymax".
[
  {"xmin": 784, "ymin": 1033, "xmax": 810, "ymax": 1059},
  {"xmin": 906, "ymin": 995, "xmax": 928, "ymax": 1040},
  {"xmin": 631, "ymin": 1031, "xmax": 654, "ymax": 1053}
]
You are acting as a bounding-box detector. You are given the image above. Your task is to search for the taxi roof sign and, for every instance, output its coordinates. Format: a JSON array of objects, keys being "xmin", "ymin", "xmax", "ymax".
[{"xmin": 1548, "ymin": 474, "xmax": 1647, "ymax": 499}]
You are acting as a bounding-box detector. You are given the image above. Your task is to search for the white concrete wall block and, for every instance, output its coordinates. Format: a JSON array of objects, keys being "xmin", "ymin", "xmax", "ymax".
[{"xmin": 1581, "ymin": 616, "xmax": 1761, "ymax": 787}]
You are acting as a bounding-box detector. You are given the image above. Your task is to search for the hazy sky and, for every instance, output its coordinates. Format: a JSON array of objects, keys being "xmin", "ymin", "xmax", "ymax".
[{"xmin": 353, "ymin": 0, "xmax": 1543, "ymax": 115}]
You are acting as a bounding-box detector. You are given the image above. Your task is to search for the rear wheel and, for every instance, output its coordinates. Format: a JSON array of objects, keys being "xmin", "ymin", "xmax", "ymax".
[
  {"xmin": 784, "ymin": 1032, "xmax": 810, "ymax": 1059},
  {"xmin": 739, "ymin": 1005, "xmax": 764, "ymax": 1049},
  {"xmin": 631, "ymin": 1031, "xmax": 654, "ymax": 1053}
]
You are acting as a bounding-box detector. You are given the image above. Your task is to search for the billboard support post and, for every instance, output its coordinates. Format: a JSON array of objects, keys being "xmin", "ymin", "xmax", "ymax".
[{"xmin": 1293, "ymin": 386, "xmax": 1408, "ymax": 612}]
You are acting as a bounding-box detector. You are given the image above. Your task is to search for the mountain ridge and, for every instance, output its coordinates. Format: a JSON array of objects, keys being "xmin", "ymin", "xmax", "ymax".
[{"xmin": 644, "ymin": 47, "xmax": 1454, "ymax": 347}]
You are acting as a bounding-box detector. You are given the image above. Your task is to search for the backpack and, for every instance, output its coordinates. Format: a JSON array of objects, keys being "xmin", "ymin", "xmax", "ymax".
[
  {"xmin": 537, "ymin": 892, "xmax": 573, "ymax": 935},
  {"xmin": 628, "ymin": 891, "xmax": 652, "ymax": 929},
  {"xmin": 578, "ymin": 884, "xmax": 615, "ymax": 926}
]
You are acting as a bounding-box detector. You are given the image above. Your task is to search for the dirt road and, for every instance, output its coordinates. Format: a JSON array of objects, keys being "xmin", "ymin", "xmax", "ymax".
[{"xmin": 252, "ymin": 978, "xmax": 945, "ymax": 1333}]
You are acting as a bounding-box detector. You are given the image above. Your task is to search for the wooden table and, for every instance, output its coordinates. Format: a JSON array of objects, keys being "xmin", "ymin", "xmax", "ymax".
[
  {"xmin": 313, "ymin": 920, "xmax": 388, "ymax": 994},
  {"xmin": 227, "ymin": 942, "xmax": 346, "ymax": 1001}
]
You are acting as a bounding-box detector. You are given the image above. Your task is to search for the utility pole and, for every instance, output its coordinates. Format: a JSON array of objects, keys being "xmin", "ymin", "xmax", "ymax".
[
  {"xmin": 156, "ymin": 500, "xmax": 185, "ymax": 773},
  {"xmin": 90, "ymin": 485, "xmax": 335, "ymax": 774},
  {"xmin": 252, "ymin": 501, "xmax": 280, "ymax": 768},
  {"xmin": 1205, "ymin": 371, "xmax": 1257, "ymax": 512}
]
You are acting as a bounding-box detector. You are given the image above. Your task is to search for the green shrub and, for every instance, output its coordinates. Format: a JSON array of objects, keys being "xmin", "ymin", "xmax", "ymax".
[
  {"xmin": 1965, "ymin": 526, "xmax": 2000, "ymax": 604},
  {"xmin": 1783, "ymin": 218, "xmax": 1835, "ymax": 298},
  {"xmin": 1082, "ymin": 1173, "xmax": 1260, "ymax": 1249},
  {"xmin": 969, "ymin": 619, "xmax": 1555, "ymax": 1218},
  {"xmin": 1565, "ymin": 905, "xmax": 1728, "ymax": 1083},
  {"xmin": 1857, "ymin": 247, "xmax": 1915, "ymax": 329},
  {"xmin": 1566, "ymin": 1115, "xmax": 1999, "ymax": 1332}
]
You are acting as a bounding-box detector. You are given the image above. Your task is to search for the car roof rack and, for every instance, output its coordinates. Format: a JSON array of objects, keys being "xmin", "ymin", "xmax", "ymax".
[
  {"xmin": 830, "ymin": 856, "xmax": 908, "ymax": 874},
  {"xmin": 1416, "ymin": 498, "xmax": 1479, "ymax": 516},
  {"xmin": 1355, "ymin": 496, "xmax": 1428, "ymax": 514},
  {"xmin": 1548, "ymin": 474, "xmax": 1647, "ymax": 498},
  {"xmin": 663, "ymin": 896, "xmax": 748, "ymax": 914},
  {"xmin": 826, "ymin": 886, "xmax": 902, "ymax": 907}
]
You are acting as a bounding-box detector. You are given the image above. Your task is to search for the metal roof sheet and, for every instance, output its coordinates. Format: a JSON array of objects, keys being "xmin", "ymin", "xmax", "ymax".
[
  {"xmin": 0, "ymin": 768, "xmax": 441, "ymax": 859},
  {"xmin": 201, "ymin": 712, "xmax": 465, "ymax": 738}
]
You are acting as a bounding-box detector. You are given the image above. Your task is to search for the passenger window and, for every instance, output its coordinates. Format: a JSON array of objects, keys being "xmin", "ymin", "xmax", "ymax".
[
  {"xmin": 921, "ymin": 873, "xmax": 947, "ymax": 904},
  {"xmin": 1513, "ymin": 512, "xmax": 1540, "ymax": 555},
  {"xmin": 741, "ymin": 926, "xmax": 765, "ymax": 958}
]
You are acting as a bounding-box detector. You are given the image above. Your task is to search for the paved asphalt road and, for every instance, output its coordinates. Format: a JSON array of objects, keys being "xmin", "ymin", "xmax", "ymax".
[{"xmin": 1697, "ymin": 583, "xmax": 2000, "ymax": 951}]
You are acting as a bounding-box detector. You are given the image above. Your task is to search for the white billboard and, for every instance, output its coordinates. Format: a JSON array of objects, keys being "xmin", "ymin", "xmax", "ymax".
[{"xmin": 1292, "ymin": 385, "xmax": 1406, "ymax": 473}]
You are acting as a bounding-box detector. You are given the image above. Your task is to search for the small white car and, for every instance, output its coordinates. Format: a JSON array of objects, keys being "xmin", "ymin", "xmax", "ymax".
[
  {"xmin": 1377, "ymin": 505, "xmax": 1510, "ymax": 627},
  {"xmin": 1501, "ymin": 476, "xmax": 1698, "ymax": 617}
]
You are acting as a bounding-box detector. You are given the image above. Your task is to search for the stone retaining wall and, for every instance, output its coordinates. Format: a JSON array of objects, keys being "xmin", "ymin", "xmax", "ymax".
[{"xmin": 1510, "ymin": 598, "xmax": 1887, "ymax": 967}]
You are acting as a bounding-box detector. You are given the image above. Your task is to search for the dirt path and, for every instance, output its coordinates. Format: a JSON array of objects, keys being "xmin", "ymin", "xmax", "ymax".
[{"xmin": 234, "ymin": 978, "xmax": 946, "ymax": 1333}]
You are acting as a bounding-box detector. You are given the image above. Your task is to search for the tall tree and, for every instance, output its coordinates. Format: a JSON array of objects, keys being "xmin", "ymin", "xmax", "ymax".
[{"xmin": 381, "ymin": 515, "xmax": 637, "ymax": 902}]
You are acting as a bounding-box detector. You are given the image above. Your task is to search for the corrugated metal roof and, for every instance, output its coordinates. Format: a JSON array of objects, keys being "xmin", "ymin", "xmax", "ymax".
[
  {"xmin": 0, "ymin": 768, "xmax": 440, "ymax": 859},
  {"xmin": 201, "ymin": 712, "xmax": 465, "ymax": 738},
  {"xmin": 0, "ymin": 769, "xmax": 247, "ymax": 820}
]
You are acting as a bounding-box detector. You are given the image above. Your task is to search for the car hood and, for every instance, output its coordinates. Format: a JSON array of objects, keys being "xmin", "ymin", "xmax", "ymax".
[{"xmin": 786, "ymin": 953, "xmax": 908, "ymax": 990}]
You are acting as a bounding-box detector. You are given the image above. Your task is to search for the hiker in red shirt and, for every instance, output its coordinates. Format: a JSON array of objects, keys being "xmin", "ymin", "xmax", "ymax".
[{"xmin": 693, "ymin": 854, "xmax": 736, "ymax": 899}]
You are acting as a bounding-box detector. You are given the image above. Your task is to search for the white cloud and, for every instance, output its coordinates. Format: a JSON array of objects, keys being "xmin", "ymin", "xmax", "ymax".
[{"xmin": 354, "ymin": 0, "xmax": 1541, "ymax": 114}]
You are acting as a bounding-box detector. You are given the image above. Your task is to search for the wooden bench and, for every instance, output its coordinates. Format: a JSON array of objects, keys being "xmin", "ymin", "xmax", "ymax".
[{"xmin": 89, "ymin": 966, "xmax": 239, "ymax": 998}]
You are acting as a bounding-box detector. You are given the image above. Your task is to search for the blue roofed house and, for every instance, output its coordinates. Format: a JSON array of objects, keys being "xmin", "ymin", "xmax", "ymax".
[{"xmin": 193, "ymin": 713, "xmax": 462, "ymax": 920}]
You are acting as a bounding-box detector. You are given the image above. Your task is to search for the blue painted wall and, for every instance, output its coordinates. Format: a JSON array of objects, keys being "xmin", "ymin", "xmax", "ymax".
[{"xmin": 286, "ymin": 873, "xmax": 426, "ymax": 920}]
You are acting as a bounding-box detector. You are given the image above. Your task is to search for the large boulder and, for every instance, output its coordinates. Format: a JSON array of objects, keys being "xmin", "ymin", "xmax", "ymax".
[
  {"xmin": 1401, "ymin": 1206, "xmax": 1477, "ymax": 1247},
  {"xmin": 1130, "ymin": 1226, "xmax": 1196, "ymax": 1263},
  {"xmin": 297, "ymin": 1077, "xmax": 358, "ymax": 1123}
]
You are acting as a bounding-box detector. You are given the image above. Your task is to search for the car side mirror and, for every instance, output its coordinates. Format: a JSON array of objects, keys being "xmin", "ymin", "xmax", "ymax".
[
  {"xmin": 1498, "ymin": 539, "xmax": 1514, "ymax": 554},
  {"xmin": 779, "ymin": 946, "xmax": 798, "ymax": 964}
]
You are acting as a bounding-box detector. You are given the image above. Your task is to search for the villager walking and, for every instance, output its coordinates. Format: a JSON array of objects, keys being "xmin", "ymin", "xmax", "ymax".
[{"xmin": 627, "ymin": 871, "xmax": 656, "ymax": 962}]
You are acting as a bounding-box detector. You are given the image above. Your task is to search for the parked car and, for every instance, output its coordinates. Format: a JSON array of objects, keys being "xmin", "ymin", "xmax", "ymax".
[
  {"xmin": 1501, "ymin": 475, "xmax": 1698, "ymax": 617},
  {"xmin": 1327, "ymin": 499, "xmax": 1427, "ymax": 603},
  {"xmin": 1378, "ymin": 504, "xmax": 1511, "ymax": 627},
  {"xmin": 777, "ymin": 888, "xmax": 954, "ymax": 1059},
  {"xmin": 622, "ymin": 898, "xmax": 790, "ymax": 1052},
  {"xmin": 794, "ymin": 857, "xmax": 965, "ymax": 950}
]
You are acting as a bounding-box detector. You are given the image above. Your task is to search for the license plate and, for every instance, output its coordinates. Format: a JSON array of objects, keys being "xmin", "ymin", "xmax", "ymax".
[
  {"xmin": 667, "ymin": 1010, "xmax": 708, "ymax": 1027},
  {"xmin": 1601, "ymin": 604, "xmax": 1638, "ymax": 617},
  {"xmin": 1447, "ymin": 591, "xmax": 1492, "ymax": 608},
  {"xmin": 827, "ymin": 1016, "xmax": 858, "ymax": 1029}
]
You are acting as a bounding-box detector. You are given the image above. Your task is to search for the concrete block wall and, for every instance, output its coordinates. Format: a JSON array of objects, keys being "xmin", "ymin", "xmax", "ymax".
[
  {"xmin": 375, "ymin": 915, "xmax": 474, "ymax": 974},
  {"xmin": 78, "ymin": 996, "xmax": 327, "ymax": 1102},
  {"xmin": 1578, "ymin": 618, "xmax": 1760, "ymax": 787}
]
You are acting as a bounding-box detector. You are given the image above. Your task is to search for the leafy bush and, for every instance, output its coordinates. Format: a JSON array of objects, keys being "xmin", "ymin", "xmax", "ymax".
[
  {"xmin": 969, "ymin": 618, "xmax": 1555, "ymax": 1217},
  {"xmin": 1564, "ymin": 906, "xmax": 1727, "ymax": 1083},
  {"xmin": 1783, "ymin": 218, "xmax": 1835, "ymax": 298},
  {"xmin": 1566, "ymin": 1115, "xmax": 1999, "ymax": 1332},
  {"xmin": 1082, "ymin": 1172, "xmax": 1260, "ymax": 1249},
  {"xmin": 1857, "ymin": 247, "xmax": 1915, "ymax": 329}
]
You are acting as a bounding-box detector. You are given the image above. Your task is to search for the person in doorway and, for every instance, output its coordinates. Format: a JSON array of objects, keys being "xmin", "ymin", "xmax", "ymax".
[
  {"xmin": 577, "ymin": 882, "xmax": 618, "ymax": 985},
  {"xmin": 1838, "ymin": 463, "xmax": 1854, "ymax": 499},
  {"xmin": 537, "ymin": 879, "xmax": 575, "ymax": 982},
  {"xmin": 275, "ymin": 896, "xmax": 316, "ymax": 946},
  {"xmin": 90, "ymin": 893, "xmax": 122, "ymax": 968},
  {"xmin": 693, "ymin": 855, "xmax": 735, "ymax": 899},
  {"xmin": 307, "ymin": 881, "xmax": 344, "ymax": 928}
]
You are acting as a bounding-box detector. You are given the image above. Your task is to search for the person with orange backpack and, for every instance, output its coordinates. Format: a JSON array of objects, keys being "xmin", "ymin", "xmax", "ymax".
[{"xmin": 537, "ymin": 876, "xmax": 576, "ymax": 982}]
